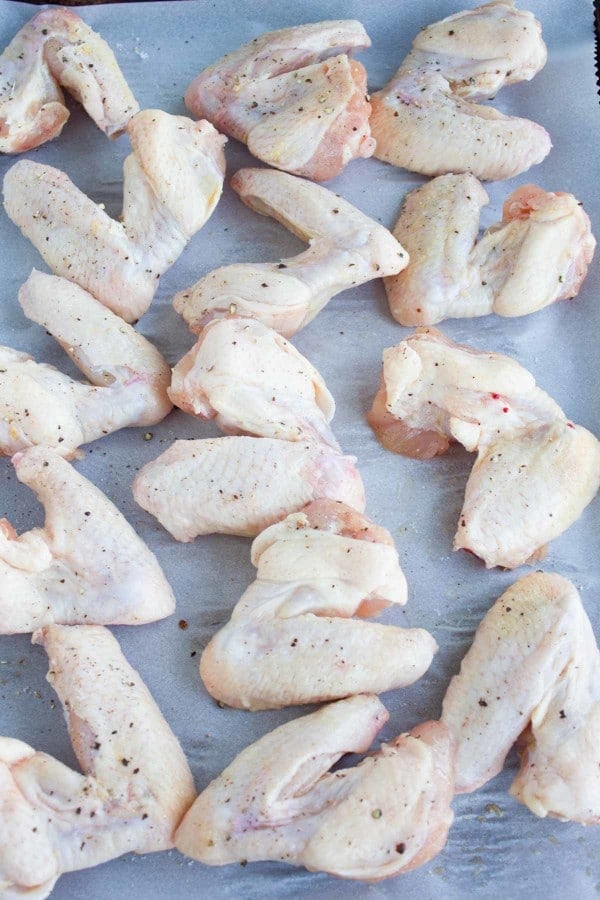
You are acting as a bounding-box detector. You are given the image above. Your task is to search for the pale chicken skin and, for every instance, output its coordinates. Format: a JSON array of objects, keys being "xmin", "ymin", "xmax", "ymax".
[
  {"xmin": 176, "ymin": 695, "xmax": 454, "ymax": 879},
  {"xmin": 3, "ymin": 109, "xmax": 226, "ymax": 322},
  {"xmin": 169, "ymin": 317, "xmax": 338, "ymax": 448},
  {"xmin": 174, "ymin": 168, "xmax": 408, "ymax": 338},
  {"xmin": 371, "ymin": 1, "xmax": 551, "ymax": 180},
  {"xmin": 386, "ymin": 176, "xmax": 596, "ymax": 325},
  {"xmin": 441, "ymin": 573, "xmax": 600, "ymax": 824},
  {"xmin": 132, "ymin": 436, "xmax": 365, "ymax": 541},
  {"xmin": 201, "ymin": 500, "xmax": 436, "ymax": 709},
  {"xmin": 0, "ymin": 446, "xmax": 175, "ymax": 633},
  {"xmin": 184, "ymin": 21, "xmax": 374, "ymax": 181},
  {"xmin": 0, "ymin": 624, "xmax": 195, "ymax": 898},
  {"xmin": 0, "ymin": 8, "xmax": 138, "ymax": 154},
  {"xmin": 0, "ymin": 271, "xmax": 171, "ymax": 456},
  {"xmin": 368, "ymin": 328, "xmax": 600, "ymax": 568}
]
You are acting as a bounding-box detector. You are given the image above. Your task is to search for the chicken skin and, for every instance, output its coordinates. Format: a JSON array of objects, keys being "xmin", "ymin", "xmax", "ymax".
[
  {"xmin": 0, "ymin": 624, "xmax": 195, "ymax": 898},
  {"xmin": 133, "ymin": 436, "xmax": 365, "ymax": 541},
  {"xmin": 176, "ymin": 694, "xmax": 454, "ymax": 880},
  {"xmin": 201, "ymin": 500, "xmax": 436, "ymax": 709},
  {"xmin": 385, "ymin": 176, "xmax": 595, "ymax": 325},
  {"xmin": 0, "ymin": 446, "xmax": 175, "ymax": 633},
  {"xmin": 0, "ymin": 271, "xmax": 171, "ymax": 456},
  {"xmin": 441, "ymin": 573, "xmax": 600, "ymax": 824},
  {"xmin": 368, "ymin": 328, "xmax": 600, "ymax": 568},
  {"xmin": 3, "ymin": 109, "xmax": 226, "ymax": 322},
  {"xmin": 169, "ymin": 317, "xmax": 338, "ymax": 448},
  {"xmin": 173, "ymin": 168, "xmax": 408, "ymax": 338},
  {"xmin": 0, "ymin": 8, "xmax": 138, "ymax": 154},
  {"xmin": 370, "ymin": 1, "xmax": 551, "ymax": 180},
  {"xmin": 184, "ymin": 21, "xmax": 374, "ymax": 181}
]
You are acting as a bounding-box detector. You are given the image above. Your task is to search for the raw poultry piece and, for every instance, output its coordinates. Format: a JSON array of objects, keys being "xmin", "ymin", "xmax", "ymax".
[
  {"xmin": 0, "ymin": 270, "xmax": 171, "ymax": 456},
  {"xmin": 370, "ymin": 0, "xmax": 551, "ymax": 180},
  {"xmin": 176, "ymin": 694, "xmax": 454, "ymax": 879},
  {"xmin": 0, "ymin": 8, "xmax": 138, "ymax": 154},
  {"xmin": 185, "ymin": 21, "xmax": 374, "ymax": 181},
  {"xmin": 0, "ymin": 624, "xmax": 195, "ymax": 897},
  {"xmin": 174, "ymin": 168, "xmax": 408, "ymax": 338},
  {"xmin": 169, "ymin": 317, "xmax": 339, "ymax": 448},
  {"xmin": 385, "ymin": 176, "xmax": 595, "ymax": 325},
  {"xmin": 201, "ymin": 500, "xmax": 436, "ymax": 709},
  {"xmin": 133, "ymin": 436, "xmax": 365, "ymax": 541},
  {"xmin": 0, "ymin": 446, "xmax": 174, "ymax": 633},
  {"xmin": 368, "ymin": 328, "xmax": 600, "ymax": 568},
  {"xmin": 3, "ymin": 109, "xmax": 226, "ymax": 322},
  {"xmin": 442, "ymin": 572, "xmax": 600, "ymax": 824}
]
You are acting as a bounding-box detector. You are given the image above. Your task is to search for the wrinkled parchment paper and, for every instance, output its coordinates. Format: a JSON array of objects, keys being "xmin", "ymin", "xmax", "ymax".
[{"xmin": 0, "ymin": 1, "xmax": 598, "ymax": 897}]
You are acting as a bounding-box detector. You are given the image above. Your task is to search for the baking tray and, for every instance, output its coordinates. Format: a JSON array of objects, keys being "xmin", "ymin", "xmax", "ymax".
[{"xmin": 0, "ymin": 0, "xmax": 598, "ymax": 896}]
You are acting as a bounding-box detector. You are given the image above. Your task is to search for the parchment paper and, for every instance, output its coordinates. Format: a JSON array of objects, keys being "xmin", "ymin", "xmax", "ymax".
[{"xmin": 0, "ymin": 1, "xmax": 598, "ymax": 897}]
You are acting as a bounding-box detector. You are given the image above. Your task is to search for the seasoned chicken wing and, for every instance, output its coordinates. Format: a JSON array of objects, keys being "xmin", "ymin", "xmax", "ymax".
[
  {"xmin": 176, "ymin": 695, "xmax": 454, "ymax": 880},
  {"xmin": 386, "ymin": 176, "xmax": 595, "ymax": 325},
  {"xmin": 0, "ymin": 271, "xmax": 171, "ymax": 456},
  {"xmin": 174, "ymin": 168, "xmax": 408, "ymax": 338},
  {"xmin": 0, "ymin": 8, "xmax": 138, "ymax": 154},
  {"xmin": 441, "ymin": 573, "xmax": 600, "ymax": 824},
  {"xmin": 370, "ymin": 1, "xmax": 551, "ymax": 180},
  {"xmin": 368, "ymin": 328, "xmax": 600, "ymax": 568},
  {"xmin": 169, "ymin": 317, "xmax": 338, "ymax": 448},
  {"xmin": 185, "ymin": 21, "xmax": 374, "ymax": 181},
  {"xmin": 3, "ymin": 109, "xmax": 226, "ymax": 322},
  {"xmin": 0, "ymin": 624, "xmax": 195, "ymax": 898},
  {"xmin": 201, "ymin": 500, "xmax": 436, "ymax": 709},
  {"xmin": 0, "ymin": 446, "xmax": 174, "ymax": 633},
  {"xmin": 133, "ymin": 437, "xmax": 365, "ymax": 541}
]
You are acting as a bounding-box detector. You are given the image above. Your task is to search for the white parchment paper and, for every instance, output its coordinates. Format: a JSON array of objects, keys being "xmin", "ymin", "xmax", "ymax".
[{"xmin": 0, "ymin": 1, "xmax": 598, "ymax": 897}]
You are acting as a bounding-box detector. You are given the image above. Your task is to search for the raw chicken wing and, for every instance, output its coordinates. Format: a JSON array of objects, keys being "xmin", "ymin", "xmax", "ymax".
[
  {"xmin": 370, "ymin": 1, "xmax": 551, "ymax": 180},
  {"xmin": 0, "ymin": 446, "xmax": 174, "ymax": 633},
  {"xmin": 169, "ymin": 317, "xmax": 338, "ymax": 447},
  {"xmin": 176, "ymin": 694, "xmax": 455, "ymax": 880},
  {"xmin": 201, "ymin": 500, "xmax": 436, "ymax": 709},
  {"xmin": 185, "ymin": 21, "xmax": 374, "ymax": 181},
  {"xmin": 0, "ymin": 624, "xmax": 195, "ymax": 897},
  {"xmin": 0, "ymin": 270, "xmax": 171, "ymax": 456},
  {"xmin": 441, "ymin": 572, "xmax": 600, "ymax": 824},
  {"xmin": 133, "ymin": 436, "xmax": 365, "ymax": 540},
  {"xmin": 3, "ymin": 109, "xmax": 226, "ymax": 322},
  {"xmin": 174, "ymin": 168, "xmax": 408, "ymax": 338},
  {"xmin": 0, "ymin": 8, "xmax": 138, "ymax": 153},
  {"xmin": 368, "ymin": 328, "xmax": 600, "ymax": 568},
  {"xmin": 386, "ymin": 176, "xmax": 595, "ymax": 325}
]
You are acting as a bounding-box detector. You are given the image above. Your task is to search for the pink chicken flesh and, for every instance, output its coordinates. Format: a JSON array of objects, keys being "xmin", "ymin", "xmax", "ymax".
[
  {"xmin": 176, "ymin": 694, "xmax": 454, "ymax": 880},
  {"xmin": 132, "ymin": 436, "xmax": 365, "ymax": 541},
  {"xmin": 0, "ymin": 270, "xmax": 171, "ymax": 457},
  {"xmin": 368, "ymin": 327, "xmax": 600, "ymax": 568},
  {"xmin": 200, "ymin": 500, "xmax": 437, "ymax": 709},
  {"xmin": 441, "ymin": 572, "xmax": 600, "ymax": 824},
  {"xmin": 0, "ymin": 7, "xmax": 138, "ymax": 153},
  {"xmin": 0, "ymin": 624, "xmax": 195, "ymax": 898},
  {"xmin": 169, "ymin": 317, "xmax": 339, "ymax": 448},
  {"xmin": 370, "ymin": 0, "xmax": 551, "ymax": 180},
  {"xmin": 0, "ymin": 446, "xmax": 175, "ymax": 633},
  {"xmin": 174, "ymin": 167, "xmax": 408, "ymax": 338},
  {"xmin": 385, "ymin": 175, "xmax": 595, "ymax": 325},
  {"xmin": 3, "ymin": 109, "xmax": 226, "ymax": 322},
  {"xmin": 185, "ymin": 20, "xmax": 374, "ymax": 181}
]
